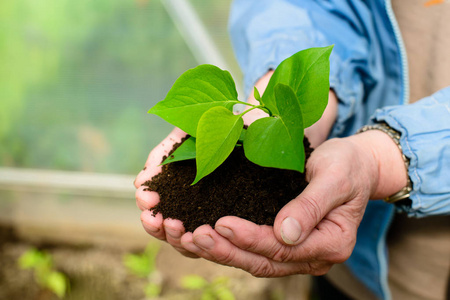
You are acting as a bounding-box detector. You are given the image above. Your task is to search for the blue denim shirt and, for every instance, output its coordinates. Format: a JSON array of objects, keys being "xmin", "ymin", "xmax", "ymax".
[{"xmin": 229, "ymin": 0, "xmax": 450, "ymax": 299}]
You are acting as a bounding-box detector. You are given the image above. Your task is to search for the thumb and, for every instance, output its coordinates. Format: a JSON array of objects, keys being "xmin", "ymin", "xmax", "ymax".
[{"xmin": 274, "ymin": 173, "xmax": 345, "ymax": 245}]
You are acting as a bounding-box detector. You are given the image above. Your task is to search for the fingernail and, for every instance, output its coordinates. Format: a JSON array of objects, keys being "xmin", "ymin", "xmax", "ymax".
[
  {"xmin": 281, "ymin": 217, "xmax": 302, "ymax": 245},
  {"xmin": 194, "ymin": 234, "xmax": 215, "ymax": 249},
  {"xmin": 215, "ymin": 226, "xmax": 233, "ymax": 239}
]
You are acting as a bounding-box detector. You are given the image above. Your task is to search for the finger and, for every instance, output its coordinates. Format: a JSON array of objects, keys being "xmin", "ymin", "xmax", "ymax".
[
  {"xmin": 135, "ymin": 186, "xmax": 160, "ymax": 211},
  {"xmin": 215, "ymin": 216, "xmax": 331, "ymax": 263},
  {"xmin": 141, "ymin": 211, "xmax": 199, "ymax": 258},
  {"xmin": 172, "ymin": 245, "xmax": 200, "ymax": 259},
  {"xmin": 215, "ymin": 217, "xmax": 287, "ymax": 260},
  {"xmin": 162, "ymin": 218, "xmax": 200, "ymax": 259},
  {"xmin": 134, "ymin": 165, "xmax": 159, "ymax": 188},
  {"xmin": 163, "ymin": 219, "xmax": 194, "ymax": 254},
  {"xmin": 181, "ymin": 225, "xmax": 319, "ymax": 277},
  {"xmin": 273, "ymin": 171, "xmax": 349, "ymax": 246},
  {"xmin": 216, "ymin": 212, "xmax": 355, "ymax": 265},
  {"xmin": 288, "ymin": 208, "xmax": 357, "ymax": 264},
  {"xmin": 140, "ymin": 210, "xmax": 166, "ymax": 241}
]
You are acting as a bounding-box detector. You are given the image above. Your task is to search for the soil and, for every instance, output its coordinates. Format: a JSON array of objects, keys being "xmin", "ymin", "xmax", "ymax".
[{"xmin": 143, "ymin": 137, "xmax": 313, "ymax": 232}]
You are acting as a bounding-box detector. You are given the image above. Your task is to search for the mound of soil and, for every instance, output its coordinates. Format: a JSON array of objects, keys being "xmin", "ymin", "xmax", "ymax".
[{"xmin": 143, "ymin": 138, "xmax": 313, "ymax": 233}]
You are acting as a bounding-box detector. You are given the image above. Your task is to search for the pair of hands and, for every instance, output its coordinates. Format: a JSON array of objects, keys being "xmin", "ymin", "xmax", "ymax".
[{"xmin": 134, "ymin": 74, "xmax": 408, "ymax": 277}]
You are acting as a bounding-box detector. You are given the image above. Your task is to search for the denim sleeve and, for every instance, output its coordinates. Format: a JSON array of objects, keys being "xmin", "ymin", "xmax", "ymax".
[
  {"xmin": 228, "ymin": 0, "xmax": 400, "ymax": 138},
  {"xmin": 372, "ymin": 87, "xmax": 450, "ymax": 217}
]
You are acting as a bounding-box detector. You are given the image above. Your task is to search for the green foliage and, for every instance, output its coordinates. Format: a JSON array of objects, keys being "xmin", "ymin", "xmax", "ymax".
[
  {"xmin": 149, "ymin": 64, "xmax": 240, "ymax": 137},
  {"xmin": 144, "ymin": 282, "xmax": 162, "ymax": 298},
  {"xmin": 123, "ymin": 242, "xmax": 162, "ymax": 299},
  {"xmin": 180, "ymin": 275, "xmax": 235, "ymax": 300},
  {"xmin": 161, "ymin": 136, "xmax": 197, "ymax": 165},
  {"xmin": 193, "ymin": 107, "xmax": 244, "ymax": 184},
  {"xmin": 18, "ymin": 248, "xmax": 69, "ymax": 299},
  {"xmin": 123, "ymin": 242, "xmax": 160, "ymax": 278},
  {"xmin": 261, "ymin": 46, "xmax": 333, "ymax": 127},
  {"xmin": 149, "ymin": 45, "xmax": 333, "ymax": 184},
  {"xmin": 245, "ymin": 83, "xmax": 305, "ymax": 172}
]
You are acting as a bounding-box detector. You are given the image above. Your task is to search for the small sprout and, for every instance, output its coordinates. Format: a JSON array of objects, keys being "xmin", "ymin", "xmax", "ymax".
[
  {"xmin": 149, "ymin": 46, "xmax": 333, "ymax": 184},
  {"xmin": 18, "ymin": 248, "xmax": 69, "ymax": 299},
  {"xmin": 180, "ymin": 275, "xmax": 235, "ymax": 300},
  {"xmin": 253, "ymin": 86, "xmax": 262, "ymax": 101},
  {"xmin": 123, "ymin": 242, "xmax": 162, "ymax": 299}
]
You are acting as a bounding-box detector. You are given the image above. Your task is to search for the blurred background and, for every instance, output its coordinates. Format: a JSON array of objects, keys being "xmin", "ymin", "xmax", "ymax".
[{"xmin": 0, "ymin": 0, "xmax": 310, "ymax": 299}]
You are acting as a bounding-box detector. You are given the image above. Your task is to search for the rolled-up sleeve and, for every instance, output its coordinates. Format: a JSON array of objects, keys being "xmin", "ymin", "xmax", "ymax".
[
  {"xmin": 372, "ymin": 87, "xmax": 450, "ymax": 217},
  {"xmin": 228, "ymin": 0, "xmax": 402, "ymax": 138}
]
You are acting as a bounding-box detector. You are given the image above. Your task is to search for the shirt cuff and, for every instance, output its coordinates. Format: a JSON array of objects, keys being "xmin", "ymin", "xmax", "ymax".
[{"xmin": 371, "ymin": 87, "xmax": 450, "ymax": 217}]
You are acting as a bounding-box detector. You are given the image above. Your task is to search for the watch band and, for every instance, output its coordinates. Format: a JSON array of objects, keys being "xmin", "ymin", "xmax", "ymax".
[{"xmin": 357, "ymin": 123, "xmax": 412, "ymax": 203}]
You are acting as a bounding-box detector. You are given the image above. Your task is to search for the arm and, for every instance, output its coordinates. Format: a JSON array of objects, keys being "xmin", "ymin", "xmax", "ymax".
[{"xmin": 229, "ymin": 0, "xmax": 392, "ymax": 137}]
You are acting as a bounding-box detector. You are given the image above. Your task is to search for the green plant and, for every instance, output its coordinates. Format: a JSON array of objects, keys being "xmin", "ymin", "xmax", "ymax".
[
  {"xmin": 149, "ymin": 46, "xmax": 333, "ymax": 184},
  {"xmin": 123, "ymin": 242, "xmax": 162, "ymax": 299},
  {"xmin": 181, "ymin": 275, "xmax": 235, "ymax": 300},
  {"xmin": 18, "ymin": 248, "xmax": 69, "ymax": 299}
]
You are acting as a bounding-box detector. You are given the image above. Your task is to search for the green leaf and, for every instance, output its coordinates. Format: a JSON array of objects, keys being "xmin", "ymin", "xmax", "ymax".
[
  {"xmin": 18, "ymin": 249, "xmax": 51, "ymax": 270},
  {"xmin": 144, "ymin": 282, "xmax": 161, "ymax": 298},
  {"xmin": 123, "ymin": 253, "xmax": 151, "ymax": 278},
  {"xmin": 215, "ymin": 286, "xmax": 236, "ymax": 300},
  {"xmin": 244, "ymin": 84, "xmax": 305, "ymax": 172},
  {"xmin": 123, "ymin": 242, "xmax": 160, "ymax": 278},
  {"xmin": 149, "ymin": 64, "xmax": 239, "ymax": 136},
  {"xmin": 46, "ymin": 271, "xmax": 68, "ymax": 299},
  {"xmin": 181, "ymin": 275, "xmax": 209, "ymax": 290},
  {"xmin": 161, "ymin": 136, "xmax": 196, "ymax": 165},
  {"xmin": 253, "ymin": 86, "xmax": 261, "ymax": 102},
  {"xmin": 211, "ymin": 276, "xmax": 229, "ymax": 287},
  {"xmin": 261, "ymin": 45, "xmax": 333, "ymax": 127},
  {"xmin": 18, "ymin": 249, "xmax": 43, "ymax": 269},
  {"xmin": 143, "ymin": 242, "xmax": 160, "ymax": 274},
  {"xmin": 201, "ymin": 291, "xmax": 216, "ymax": 300},
  {"xmin": 193, "ymin": 106, "xmax": 243, "ymax": 184}
]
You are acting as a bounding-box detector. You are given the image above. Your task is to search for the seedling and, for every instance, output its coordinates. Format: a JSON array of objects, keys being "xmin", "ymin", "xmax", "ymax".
[
  {"xmin": 123, "ymin": 242, "xmax": 162, "ymax": 299},
  {"xmin": 180, "ymin": 274, "xmax": 235, "ymax": 300},
  {"xmin": 18, "ymin": 248, "xmax": 69, "ymax": 299},
  {"xmin": 149, "ymin": 46, "xmax": 333, "ymax": 184}
]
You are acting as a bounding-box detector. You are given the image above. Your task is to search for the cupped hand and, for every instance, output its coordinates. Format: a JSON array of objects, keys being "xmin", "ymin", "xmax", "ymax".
[
  {"xmin": 177, "ymin": 132, "xmax": 403, "ymax": 276},
  {"xmin": 134, "ymin": 127, "xmax": 200, "ymax": 258},
  {"xmin": 135, "ymin": 70, "xmax": 341, "ymax": 261}
]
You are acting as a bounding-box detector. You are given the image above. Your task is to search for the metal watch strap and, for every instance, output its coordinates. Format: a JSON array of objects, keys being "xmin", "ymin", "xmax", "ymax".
[{"xmin": 357, "ymin": 123, "xmax": 412, "ymax": 203}]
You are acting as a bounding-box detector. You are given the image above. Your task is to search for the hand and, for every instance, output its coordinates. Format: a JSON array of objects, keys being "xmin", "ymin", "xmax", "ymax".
[
  {"xmin": 134, "ymin": 127, "xmax": 200, "ymax": 258},
  {"xmin": 177, "ymin": 131, "xmax": 408, "ymax": 276},
  {"xmin": 135, "ymin": 71, "xmax": 340, "ymax": 260}
]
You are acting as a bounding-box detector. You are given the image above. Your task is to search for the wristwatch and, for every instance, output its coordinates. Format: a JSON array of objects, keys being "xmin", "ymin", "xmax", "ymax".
[{"xmin": 357, "ymin": 122, "xmax": 412, "ymax": 203}]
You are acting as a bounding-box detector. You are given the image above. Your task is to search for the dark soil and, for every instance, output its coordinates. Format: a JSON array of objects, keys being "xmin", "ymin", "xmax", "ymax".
[{"xmin": 143, "ymin": 138, "xmax": 313, "ymax": 233}]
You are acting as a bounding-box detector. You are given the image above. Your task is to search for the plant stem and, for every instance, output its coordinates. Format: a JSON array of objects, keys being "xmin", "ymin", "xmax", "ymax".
[{"xmin": 238, "ymin": 105, "xmax": 271, "ymax": 118}]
